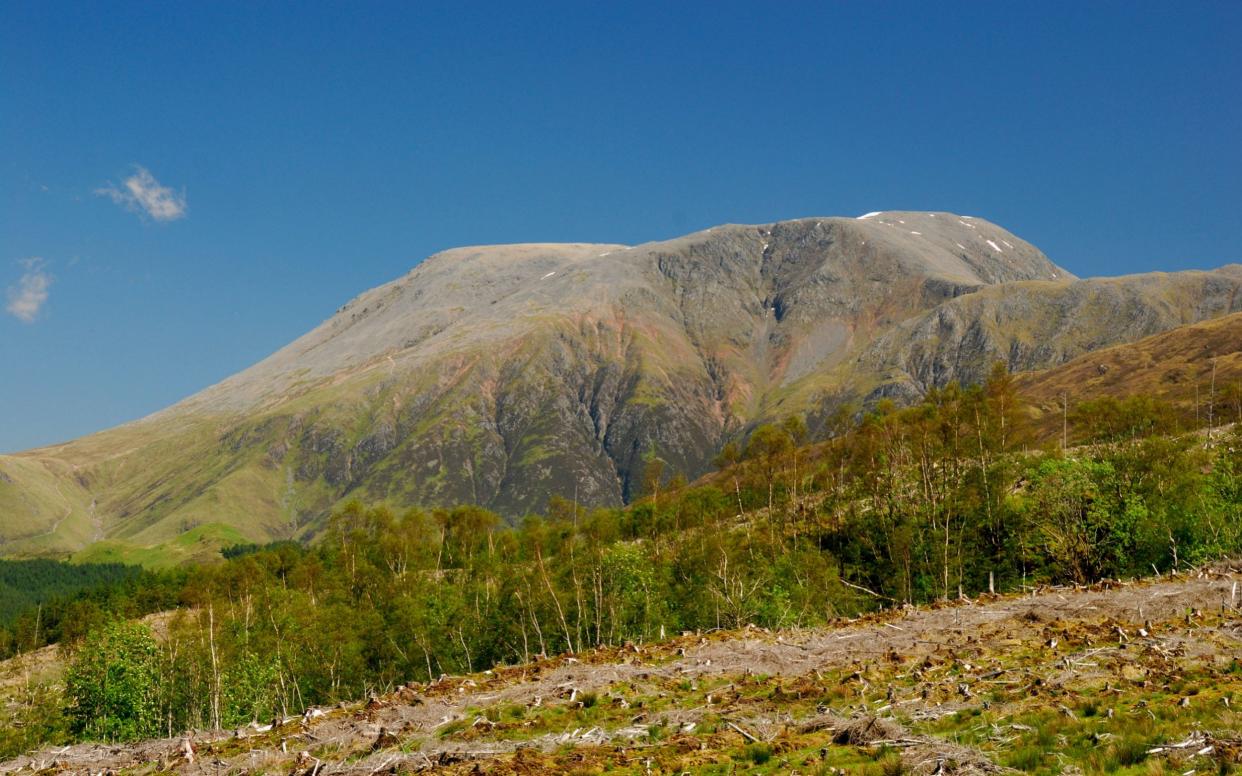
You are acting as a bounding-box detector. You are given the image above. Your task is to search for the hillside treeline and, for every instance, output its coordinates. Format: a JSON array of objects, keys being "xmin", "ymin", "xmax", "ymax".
[
  {"xmin": 2, "ymin": 366, "xmax": 1240, "ymax": 752},
  {"xmin": 0, "ymin": 559, "xmax": 181, "ymax": 652}
]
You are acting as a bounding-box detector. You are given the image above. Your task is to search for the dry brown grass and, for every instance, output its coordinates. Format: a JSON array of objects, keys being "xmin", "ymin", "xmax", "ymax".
[{"xmin": 1017, "ymin": 311, "xmax": 1242, "ymax": 438}]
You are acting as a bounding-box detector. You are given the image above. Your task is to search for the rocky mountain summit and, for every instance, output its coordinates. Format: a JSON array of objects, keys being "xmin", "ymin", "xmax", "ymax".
[{"xmin": 1, "ymin": 212, "xmax": 1239, "ymax": 558}]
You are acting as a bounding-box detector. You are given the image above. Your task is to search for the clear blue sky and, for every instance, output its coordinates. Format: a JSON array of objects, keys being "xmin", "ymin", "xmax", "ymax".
[{"xmin": 2, "ymin": 1, "xmax": 1240, "ymax": 452}]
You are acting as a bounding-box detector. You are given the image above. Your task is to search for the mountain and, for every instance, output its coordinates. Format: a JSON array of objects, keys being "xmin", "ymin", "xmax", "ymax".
[
  {"xmin": 855, "ymin": 265, "xmax": 1242, "ymax": 404},
  {"xmin": 0, "ymin": 212, "xmax": 1238, "ymax": 561},
  {"xmin": 1014, "ymin": 308, "xmax": 1242, "ymax": 435}
]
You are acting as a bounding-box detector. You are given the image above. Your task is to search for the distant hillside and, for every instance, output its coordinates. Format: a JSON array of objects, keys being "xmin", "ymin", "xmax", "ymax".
[
  {"xmin": 1015, "ymin": 307, "xmax": 1242, "ymax": 437},
  {"xmin": 855, "ymin": 265, "xmax": 1242, "ymax": 406},
  {"xmin": 0, "ymin": 213, "xmax": 1239, "ymax": 560}
]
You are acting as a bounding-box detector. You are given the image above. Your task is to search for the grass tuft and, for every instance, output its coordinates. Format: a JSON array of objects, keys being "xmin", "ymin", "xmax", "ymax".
[{"xmin": 744, "ymin": 742, "xmax": 774, "ymax": 765}]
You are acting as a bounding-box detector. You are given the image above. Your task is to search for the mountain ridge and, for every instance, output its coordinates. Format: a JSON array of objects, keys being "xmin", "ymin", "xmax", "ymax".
[
  {"xmin": 1015, "ymin": 306, "xmax": 1242, "ymax": 436},
  {"xmin": 1, "ymin": 212, "xmax": 1238, "ymax": 561}
]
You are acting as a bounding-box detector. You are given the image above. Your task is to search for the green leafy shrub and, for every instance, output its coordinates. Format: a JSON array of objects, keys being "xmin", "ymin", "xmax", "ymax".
[{"xmin": 65, "ymin": 621, "xmax": 161, "ymax": 741}]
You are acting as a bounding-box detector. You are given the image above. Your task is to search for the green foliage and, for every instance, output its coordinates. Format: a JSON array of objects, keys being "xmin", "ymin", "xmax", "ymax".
[
  {"xmin": 1071, "ymin": 394, "xmax": 1180, "ymax": 443},
  {"xmin": 220, "ymin": 540, "xmax": 303, "ymax": 560},
  {"xmin": 222, "ymin": 651, "xmax": 280, "ymax": 727},
  {"xmin": 600, "ymin": 543, "xmax": 664, "ymax": 639},
  {"xmin": 0, "ymin": 681, "xmax": 67, "ymax": 759},
  {"xmin": 0, "ymin": 560, "xmax": 183, "ymax": 660},
  {"xmin": 744, "ymin": 742, "xmax": 774, "ymax": 764},
  {"xmin": 0, "ymin": 559, "xmax": 142, "ymax": 626},
  {"xmin": 1023, "ymin": 458, "xmax": 1127, "ymax": 583},
  {"xmin": 65, "ymin": 621, "xmax": 162, "ymax": 742}
]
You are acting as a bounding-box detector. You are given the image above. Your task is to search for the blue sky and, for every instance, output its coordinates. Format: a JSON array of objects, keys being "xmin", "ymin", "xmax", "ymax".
[{"xmin": 2, "ymin": 1, "xmax": 1240, "ymax": 452}]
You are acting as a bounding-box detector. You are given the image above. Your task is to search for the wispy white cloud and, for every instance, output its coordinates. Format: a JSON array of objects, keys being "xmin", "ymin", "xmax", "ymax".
[
  {"xmin": 6, "ymin": 258, "xmax": 53, "ymax": 323},
  {"xmin": 95, "ymin": 166, "xmax": 187, "ymax": 221}
]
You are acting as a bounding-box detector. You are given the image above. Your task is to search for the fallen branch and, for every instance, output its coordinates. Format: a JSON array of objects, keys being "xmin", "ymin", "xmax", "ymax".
[
  {"xmin": 839, "ymin": 578, "xmax": 897, "ymax": 602},
  {"xmin": 726, "ymin": 720, "xmax": 760, "ymax": 743}
]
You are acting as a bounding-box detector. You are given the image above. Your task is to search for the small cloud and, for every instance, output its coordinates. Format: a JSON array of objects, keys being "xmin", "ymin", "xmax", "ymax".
[
  {"xmin": 6, "ymin": 258, "xmax": 53, "ymax": 323},
  {"xmin": 95, "ymin": 166, "xmax": 187, "ymax": 221}
]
